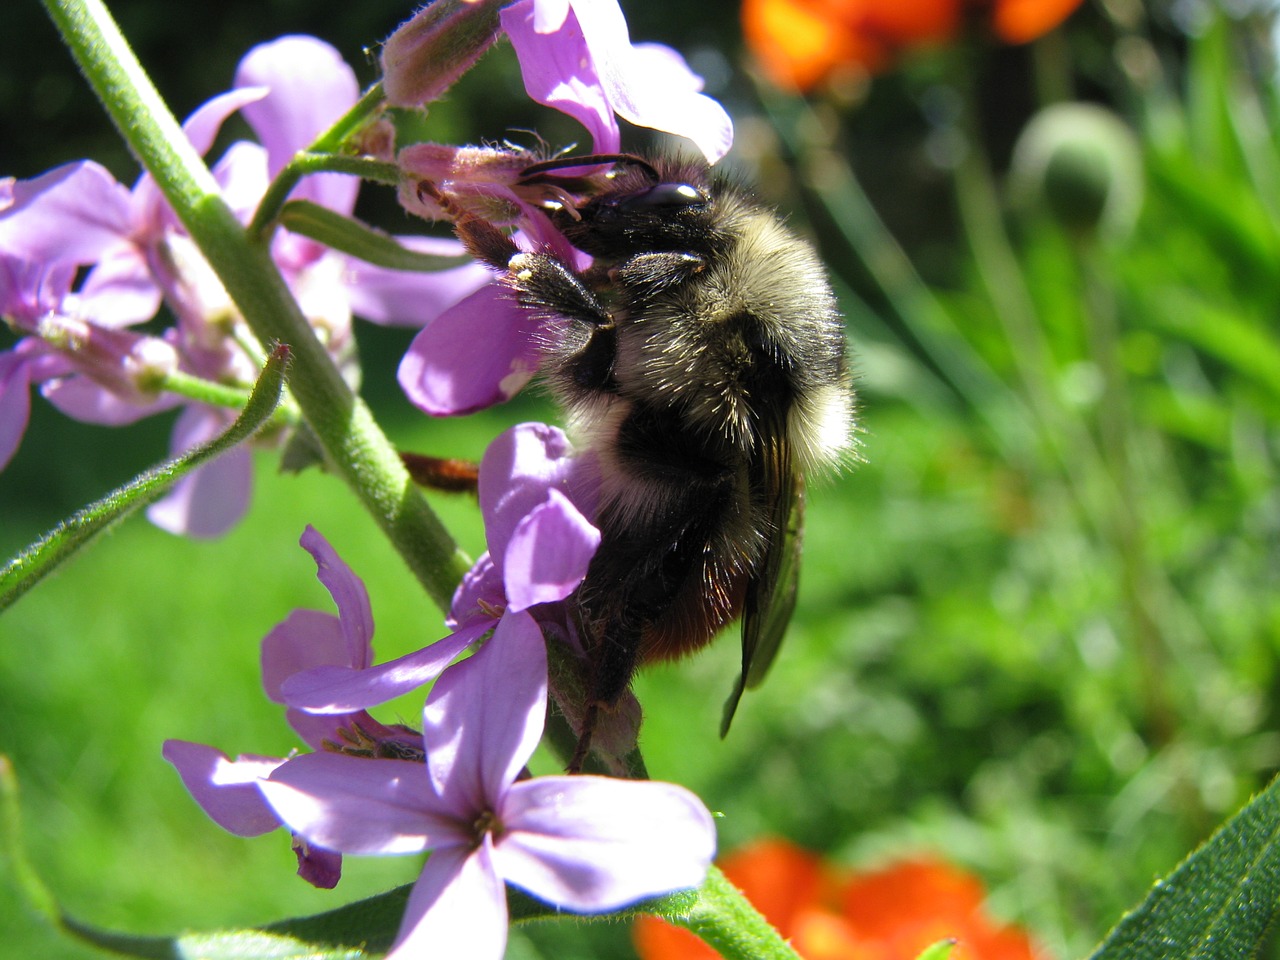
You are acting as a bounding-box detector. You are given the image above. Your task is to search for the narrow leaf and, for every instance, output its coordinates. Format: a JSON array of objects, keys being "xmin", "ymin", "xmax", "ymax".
[
  {"xmin": 279, "ymin": 200, "xmax": 470, "ymax": 272},
  {"xmin": 0, "ymin": 345, "xmax": 289, "ymax": 611},
  {"xmin": 914, "ymin": 941, "xmax": 957, "ymax": 960},
  {"xmin": 1087, "ymin": 773, "xmax": 1280, "ymax": 960}
]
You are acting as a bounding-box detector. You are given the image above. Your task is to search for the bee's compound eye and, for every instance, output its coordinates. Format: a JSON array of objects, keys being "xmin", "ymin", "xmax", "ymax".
[{"xmin": 622, "ymin": 182, "xmax": 709, "ymax": 210}]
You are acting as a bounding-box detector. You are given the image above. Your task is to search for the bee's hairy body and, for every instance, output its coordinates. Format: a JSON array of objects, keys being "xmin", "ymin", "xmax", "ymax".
[{"xmin": 464, "ymin": 156, "xmax": 854, "ymax": 749}]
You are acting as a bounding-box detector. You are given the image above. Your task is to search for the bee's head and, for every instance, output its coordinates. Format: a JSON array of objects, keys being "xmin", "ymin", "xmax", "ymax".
[{"xmin": 517, "ymin": 155, "xmax": 739, "ymax": 260}]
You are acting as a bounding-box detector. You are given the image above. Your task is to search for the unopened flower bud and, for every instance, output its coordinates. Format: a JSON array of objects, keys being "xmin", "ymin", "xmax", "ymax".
[
  {"xmin": 1009, "ymin": 102, "xmax": 1144, "ymax": 240},
  {"xmin": 381, "ymin": 0, "xmax": 506, "ymax": 108}
]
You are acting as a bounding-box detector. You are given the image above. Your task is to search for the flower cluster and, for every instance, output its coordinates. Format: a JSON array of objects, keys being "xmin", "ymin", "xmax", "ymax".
[
  {"xmin": 741, "ymin": 0, "xmax": 1085, "ymax": 91},
  {"xmin": 167, "ymin": 425, "xmax": 716, "ymax": 959},
  {"xmin": 0, "ymin": 36, "xmax": 488, "ymax": 536},
  {"xmin": 10, "ymin": 2, "xmax": 735, "ymax": 955},
  {"xmin": 634, "ymin": 838, "xmax": 1045, "ymax": 960},
  {"xmin": 1, "ymin": 0, "xmax": 733, "ymax": 534}
]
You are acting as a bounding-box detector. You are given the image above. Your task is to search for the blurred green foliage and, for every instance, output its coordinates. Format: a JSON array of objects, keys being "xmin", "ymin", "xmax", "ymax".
[{"xmin": 3, "ymin": 1, "xmax": 1280, "ymax": 959}]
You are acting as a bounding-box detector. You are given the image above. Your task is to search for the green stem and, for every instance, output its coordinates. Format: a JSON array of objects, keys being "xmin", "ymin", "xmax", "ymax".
[
  {"xmin": 1077, "ymin": 242, "xmax": 1174, "ymax": 747},
  {"xmin": 951, "ymin": 63, "xmax": 1110, "ymax": 530},
  {"xmin": 312, "ymin": 81, "xmax": 387, "ymax": 154},
  {"xmin": 43, "ymin": 0, "xmax": 470, "ymax": 611},
  {"xmin": 245, "ymin": 80, "xmax": 390, "ymax": 240},
  {"xmin": 673, "ymin": 867, "xmax": 803, "ymax": 960},
  {"xmin": 248, "ymin": 154, "xmax": 402, "ymax": 242},
  {"xmin": 159, "ymin": 368, "xmax": 300, "ymax": 424}
]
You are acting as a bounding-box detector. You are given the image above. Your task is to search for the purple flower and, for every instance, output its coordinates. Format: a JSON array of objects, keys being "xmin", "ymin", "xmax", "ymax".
[
  {"xmin": 164, "ymin": 526, "xmax": 423, "ymax": 888},
  {"xmin": 501, "ymin": 0, "xmax": 733, "ymax": 162},
  {"xmin": 280, "ymin": 421, "xmax": 599, "ymax": 713},
  {"xmin": 382, "ymin": 0, "xmax": 732, "ymax": 162},
  {"xmin": 0, "ymin": 36, "xmax": 489, "ymax": 533},
  {"xmin": 260, "ymin": 610, "xmax": 716, "ymax": 960}
]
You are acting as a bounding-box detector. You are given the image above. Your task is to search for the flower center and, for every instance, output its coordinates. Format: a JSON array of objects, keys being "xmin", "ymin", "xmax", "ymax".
[{"xmin": 472, "ymin": 808, "xmax": 503, "ymax": 846}]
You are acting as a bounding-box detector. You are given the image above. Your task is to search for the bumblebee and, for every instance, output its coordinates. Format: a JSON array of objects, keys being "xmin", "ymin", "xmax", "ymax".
[{"xmin": 461, "ymin": 154, "xmax": 855, "ymax": 763}]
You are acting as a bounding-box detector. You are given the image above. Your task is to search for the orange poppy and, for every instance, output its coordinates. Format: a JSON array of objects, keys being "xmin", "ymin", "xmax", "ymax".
[
  {"xmin": 742, "ymin": 0, "xmax": 1085, "ymax": 91},
  {"xmin": 633, "ymin": 840, "xmax": 1044, "ymax": 960},
  {"xmin": 840, "ymin": 859, "xmax": 1041, "ymax": 960},
  {"xmin": 632, "ymin": 838, "xmax": 833, "ymax": 960}
]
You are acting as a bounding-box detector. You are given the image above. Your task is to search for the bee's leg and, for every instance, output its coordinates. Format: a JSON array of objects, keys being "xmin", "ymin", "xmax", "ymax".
[
  {"xmin": 399, "ymin": 452, "xmax": 480, "ymax": 493},
  {"xmin": 567, "ymin": 701, "xmax": 600, "ymax": 774},
  {"xmin": 613, "ymin": 252, "xmax": 704, "ymax": 296},
  {"xmin": 506, "ymin": 251, "xmax": 612, "ymax": 328},
  {"xmin": 502, "ymin": 252, "xmax": 622, "ymax": 395},
  {"xmin": 453, "ymin": 216, "xmax": 521, "ymax": 270}
]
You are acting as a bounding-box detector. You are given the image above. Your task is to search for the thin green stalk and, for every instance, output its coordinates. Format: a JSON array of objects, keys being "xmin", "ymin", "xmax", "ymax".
[
  {"xmin": 249, "ymin": 153, "xmax": 402, "ymax": 241},
  {"xmin": 1077, "ymin": 243, "xmax": 1175, "ymax": 747},
  {"xmin": 160, "ymin": 368, "xmax": 300, "ymax": 425},
  {"xmin": 246, "ymin": 81, "xmax": 389, "ymax": 240},
  {"xmin": 951, "ymin": 65, "xmax": 1110, "ymax": 529},
  {"xmin": 312, "ymin": 82, "xmax": 388, "ymax": 154},
  {"xmin": 43, "ymin": 0, "xmax": 470, "ymax": 611}
]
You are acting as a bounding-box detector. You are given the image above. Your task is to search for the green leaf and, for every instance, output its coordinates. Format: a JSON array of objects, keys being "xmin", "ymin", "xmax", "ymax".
[
  {"xmin": 913, "ymin": 940, "xmax": 957, "ymax": 960},
  {"xmin": 0, "ymin": 345, "xmax": 289, "ymax": 611},
  {"xmin": 1145, "ymin": 290, "xmax": 1280, "ymax": 406},
  {"xmin": 278, "ymin": 200, "xmax": 470, "ymax": 272},
  {"xmin": 1087, "ymin": 773, "xmax": 1280, "ymax": 960}
]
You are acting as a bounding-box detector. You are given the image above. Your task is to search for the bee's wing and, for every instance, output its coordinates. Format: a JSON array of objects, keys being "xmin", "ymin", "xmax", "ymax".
[{"xmin": 720, "ymin": 443, "xmax": 805, "ymax": 737}]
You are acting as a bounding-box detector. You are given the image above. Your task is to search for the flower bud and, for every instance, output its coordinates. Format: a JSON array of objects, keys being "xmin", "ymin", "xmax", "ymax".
[
  {"xmin": 1009, "ymin": 102, "xmax": 1144, "ymax": 240},
  {"xmin": 381, "ymin": 0, "xmax": 506, "ymax": 108}
]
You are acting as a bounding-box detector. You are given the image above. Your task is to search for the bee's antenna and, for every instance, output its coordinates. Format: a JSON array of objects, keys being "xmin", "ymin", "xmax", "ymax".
[{"xmin": 517, "ymin": 153, "xmax": 660, "ymax": 185}]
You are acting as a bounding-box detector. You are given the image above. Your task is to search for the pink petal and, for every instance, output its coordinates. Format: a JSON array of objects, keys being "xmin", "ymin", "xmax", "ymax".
[
  {"xmin": 0, "ymin": 161, "xmax": 133, "ymax": 264},
  {"xmin": 162, "ymin": 740, "xmax": 284, "ymax": 837},
  {"xmin": 299, "ymin": 526, "xmax": 375, "ymax": 668},
  {"xmin": 496, "ymin": 775, "xmax": 715, "ymax": 910},
  {"xmin": 345, "ymin": 241, "xmax": 493, "ymax": 328},
  {"xmin": 184, "ymin": 87, "xmax": 273, "ymax": 158},
  {"xmin": 478, "ymin": 422, "xmax": 595, "ymax": 563},
  {"xmin": 145, "ymin": 405, "xmax": 252, "ymax": 538},
  {"xmin": 532, "ymin": 0, "xmax": 570, "ymax": 32},
  {"xmin": 0, "ymin": 347, "xmax": 33, "ymax": 471},
  {"xmin": 40, "ymin": 375, "xmax": 178, "ymax": 426},
  {"xmin": 0, "ymin": 256, "xmax": 76, "ymax": 324},
  {"xmin": 261, "ymin": 608, "xmax": 349, "ymax": 702},
  {"xmin": 295, "ymin": 843, "xmax": 342, "ymax": 890},
  {"xmin": 260, "ymin": 751, "xmax": 463, "ymax": 854},
  {"xmin": 75, "ymin": 244, "xmax": 162, "ymax": 327},
  {"xmin": 502, "ymin": 489, "xmax": 599, "ymax": 612},
  {"xmin": 132, "ymin": 87, "xmax": 271, "ymax": 232},
  {"xmin": 387, "ymin": 841, "xmax": 507, "ymax": 960},
  {"xmin": 235, "ymin": 35, "xmax": 359, "ymax": 214},
  {"xmin": 502, "ymin": 0, "xmax": 620, "ymax": 154},
  {"xmin": 210, "ymin": 141, "xmax": 270, "ymax": 224},
  {"xmin": 397, "ymin": 281, "xmax": 541, "ymax": 416},
  {"xmin": 279, "ymin": 620, "xmax": 486, "ymax": 714},
  {"xmin": 447, "ymin": 552, "xmax": 505, "ymax": 630},
  {"xmin": 421, "ymin": 611, "xmax": 546, "ymax": 809},
  {"xmin": 283, "ymin": 709, "xmax": 347, "ymax": 752},
  {"xmin": 571, "ymin": 2, "xmax": 733, "ymax": 163}
]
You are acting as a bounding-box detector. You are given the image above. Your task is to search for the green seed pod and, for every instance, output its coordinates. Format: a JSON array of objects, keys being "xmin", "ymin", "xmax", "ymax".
[{"xmin": 1009, "ymin": 102, "xmax": 1144, "ymax": 240}]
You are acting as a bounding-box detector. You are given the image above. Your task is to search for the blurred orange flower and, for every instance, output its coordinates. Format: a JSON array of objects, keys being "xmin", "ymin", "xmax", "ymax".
[
  {"xmin": 632, "ymin": 839, "xmax": 1044, "ymax": 960},
  {"xmin": 741, "ymin": 0, "xmax": 1085, "ymax": 91}
]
